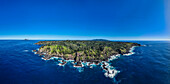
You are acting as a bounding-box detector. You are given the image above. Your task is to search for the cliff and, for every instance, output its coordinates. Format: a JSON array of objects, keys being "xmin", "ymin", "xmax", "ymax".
[{"xmin": 34, "ymin": 40, "xmax": 141, "ymax": 63}]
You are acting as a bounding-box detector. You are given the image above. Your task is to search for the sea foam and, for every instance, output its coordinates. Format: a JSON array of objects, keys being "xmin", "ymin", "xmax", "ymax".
[
  {"xmin": 123, "ymin": 46, "xmax": 136, "ymax": 56},
  {"xmin": 33, "ymin": 45, "xmax": 136, "ymax": 79},
  {"xmin": 23, "ymin": 50, "xmax": 29, "ymax": 52}
]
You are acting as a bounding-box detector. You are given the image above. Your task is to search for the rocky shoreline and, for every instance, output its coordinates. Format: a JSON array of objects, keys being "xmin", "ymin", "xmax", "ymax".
[
  {"xmin": 33, "ymin": 45, "xmax": 138, "ymax": 78},
  {"xmin": 33, "ymin": 46, "xmax": 136, "ymax": 67},
  {"xmin": 33, "ymin": 40, "xmax": 141, "ymax": 78}
]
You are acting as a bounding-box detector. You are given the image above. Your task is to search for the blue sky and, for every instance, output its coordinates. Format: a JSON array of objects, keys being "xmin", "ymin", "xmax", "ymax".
[{"xmin": 0, "ymin": 0, "xmax": 169, "ymax": 40}]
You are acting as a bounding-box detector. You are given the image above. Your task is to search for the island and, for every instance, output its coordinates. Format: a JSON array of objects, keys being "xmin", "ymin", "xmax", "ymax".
[
  {"xmin": 24, "ymin": 39, "xmax": 29, "ymax": 40},
  {"xmin": 33, "ymin": 40, "xmax": 141, "ymax": 67}
]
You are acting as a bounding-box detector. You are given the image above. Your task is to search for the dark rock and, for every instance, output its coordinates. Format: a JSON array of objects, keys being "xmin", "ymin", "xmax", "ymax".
[
  {"xmin": 74, "ymin": 61, "xmax": 82, "ymax": 67},
  {"xmin": 102, "ymin": 64, "xmax": 108, "ymax": 71}
]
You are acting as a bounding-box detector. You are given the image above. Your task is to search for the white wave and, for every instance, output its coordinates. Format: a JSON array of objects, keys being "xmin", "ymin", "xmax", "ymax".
[
  {"xmin": 123, "ymin": 46, "xmax": 136, "ymax": 56},
  {"xmin": 73, "ymin": 61, "xmax": 85, "ymax": 68},
  {"xmin": 41, "ymin": 57, "xmax": 50, "ymax": 60},
  {"xmin": 101, "ymin": 61, "xmax": 120, "ymax": 78},
  {"xmin": 108, "ymin": 54, "xmax": 120, "ymax": 62},
  {"xmin": 104, "ymin": 69, "xmax": 120, "ymax": 78},
  {"xmin": 58, "ymin": 60, "xmax": 63, "ymax": 63},
  {"xmin": 23, "ymin": 50, "xmax": 29, "ymax": 52},
  {"xmin": 73, "ymin": 64, "xmax": 84, "ymax": 72},
  {"xmin": 33, "ymin": 45, "xmax": 138, "ymax": 79},
  {"xmin": 31, "ymin": 50, "xmax": 37, "ymax": 54},
  {"xmin": 81, "ymin": 62, "xmax": 89, "ymax": 66},
  {"xmin": 58, "ymin": 63, "xmax": 65, "ymax": 67},
  {"xmin": 123, "ymin": 52, "xmax": 134, "ymax": 56},
  {"xmin": 90, "ymin": 66, "xmax": 93, "ymax": 68},
  {"xmin": 50, "ymin": 57, "xmax": 59, "ymax": 60},
  {"xmin": 103, "ymin": 46, "xmax": 137, "ymax": 78},
  {"xmin": 86, "ymin": 62, "xmax": 90, "ymax": 66},
  {"xmin": 65, "ymin": 59, "xmax": 74, "ymax": 62},
  {"xmin": 90, "ymin": 62, "xmax": 97, "ymax": 66},
  {"xmin": 143, "ymin": 45, "xmax": 146, "ymax": 46}
]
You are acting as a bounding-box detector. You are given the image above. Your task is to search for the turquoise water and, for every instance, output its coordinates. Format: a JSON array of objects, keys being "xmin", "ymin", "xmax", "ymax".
[{"xmin": 0, "ymin": 40, "xmax": 169, "ymax": 84}]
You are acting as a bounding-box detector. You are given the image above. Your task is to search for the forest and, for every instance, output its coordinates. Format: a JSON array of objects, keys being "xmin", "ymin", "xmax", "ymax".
[{"xmin": 35, "ymin": 40, "xmax": 141, "ymax": 62}]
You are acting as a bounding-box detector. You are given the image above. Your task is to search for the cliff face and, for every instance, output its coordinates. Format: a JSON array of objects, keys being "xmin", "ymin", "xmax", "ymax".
[{"xmin": 34, "ymin": 40, "xmax": 141, "ymax": 62}]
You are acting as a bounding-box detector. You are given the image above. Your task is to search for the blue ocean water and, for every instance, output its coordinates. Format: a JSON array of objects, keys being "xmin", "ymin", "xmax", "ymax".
[{"xmin": 0, "ymin": 40, "xmax": 169, "ymax": 84}]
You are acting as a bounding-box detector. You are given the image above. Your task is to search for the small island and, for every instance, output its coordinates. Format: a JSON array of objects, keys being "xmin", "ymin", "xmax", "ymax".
[
  {"xmin": 24, "ymin": 39, "xmax": 29, "ymax": 40},
  {"xmin": 33, "ymin": 40, "xmax": 141, "ymax": 67}
]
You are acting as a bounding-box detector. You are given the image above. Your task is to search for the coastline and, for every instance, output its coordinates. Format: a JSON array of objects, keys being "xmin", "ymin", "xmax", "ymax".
[{"xmin": 33, "ymin": 45, "xmax": 137, "ymax": 79}]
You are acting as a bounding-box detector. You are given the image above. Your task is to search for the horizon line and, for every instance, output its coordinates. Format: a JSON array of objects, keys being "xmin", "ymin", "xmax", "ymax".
[
  {"xmin": 0, "ymin": 35, "xmax": 169, "ymax": 41},
  {"xmin": 0, "ymin": 38, "xmax": 169, "ymax": 41}
]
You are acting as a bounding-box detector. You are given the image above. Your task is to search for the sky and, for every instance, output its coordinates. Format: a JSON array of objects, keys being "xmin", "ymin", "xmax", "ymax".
[{"xmin": 0, "ymin": 0, "xmax": 169, "ymax": 40}]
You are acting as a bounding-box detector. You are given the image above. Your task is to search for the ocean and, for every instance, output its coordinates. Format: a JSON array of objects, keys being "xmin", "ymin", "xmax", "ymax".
[{"xmin": 0, "ymin": 40, "xmax": 169, "ymax": 84}]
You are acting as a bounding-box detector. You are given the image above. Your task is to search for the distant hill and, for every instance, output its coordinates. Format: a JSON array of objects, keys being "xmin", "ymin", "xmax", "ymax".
[{"xmin": 92, "ymin": 39, "xmax": 109, "ymax": 41}]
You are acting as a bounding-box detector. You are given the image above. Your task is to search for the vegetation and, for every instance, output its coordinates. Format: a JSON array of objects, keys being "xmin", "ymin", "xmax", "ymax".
[{"xmin": 35, "ymin": 40, "xmax": 141, "ymax": 62}]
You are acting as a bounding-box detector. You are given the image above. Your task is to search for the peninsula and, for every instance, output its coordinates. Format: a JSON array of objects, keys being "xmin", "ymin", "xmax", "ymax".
[{"xmin": 33, "ymin": 40, "xmax": 141, "ymax": 67}]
